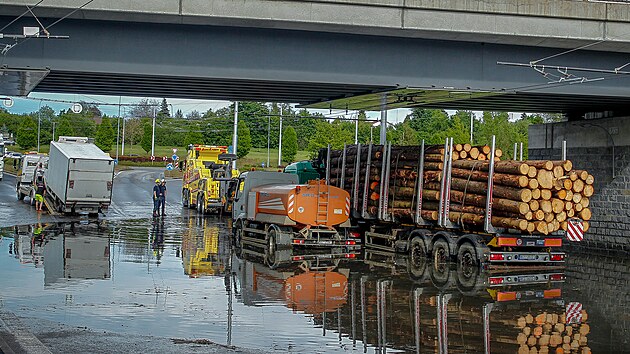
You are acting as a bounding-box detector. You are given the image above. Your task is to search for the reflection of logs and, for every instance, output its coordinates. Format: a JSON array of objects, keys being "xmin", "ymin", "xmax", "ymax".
[{"xmin": 517, "ymin": 309, "xmax": 591, "ymax": 354}]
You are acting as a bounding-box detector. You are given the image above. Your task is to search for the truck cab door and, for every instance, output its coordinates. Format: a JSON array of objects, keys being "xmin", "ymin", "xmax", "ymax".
[{"xmin": 232, "ymin": 177, "xmax": 247, "ymax": 219}]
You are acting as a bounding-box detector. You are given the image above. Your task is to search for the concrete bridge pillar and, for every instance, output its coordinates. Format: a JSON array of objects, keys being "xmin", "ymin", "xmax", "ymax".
[{"xmin": 529, "ymin": 116, "xmax": 630, "ymax": 251}]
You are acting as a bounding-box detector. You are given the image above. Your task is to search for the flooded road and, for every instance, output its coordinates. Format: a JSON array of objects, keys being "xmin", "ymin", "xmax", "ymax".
[{"xmin": 0, "ymin": 215, "xmax": 627, "ymax": 353}]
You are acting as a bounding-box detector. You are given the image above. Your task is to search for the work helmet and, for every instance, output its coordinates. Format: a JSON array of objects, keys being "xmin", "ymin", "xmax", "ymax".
[
  {"xmin": 155, "ymin": 179, "xmax": 160, "ymax": 183},
  {"xmin": 161, "ymin": 179, "xmax": 165, "ymax": 183}
]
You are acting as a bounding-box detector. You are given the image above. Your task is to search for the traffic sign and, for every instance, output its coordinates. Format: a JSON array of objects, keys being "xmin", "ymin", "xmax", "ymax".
[
  {"xmin": 2, "ymin": 97, "xmax": 14, "ymax": 108},
  {"xmin": 114, "ymin": 159, "xmax": 118, "ymax": 165},
  {"xmin": 172, "ymin": 148, "xmax": 177, "ymax": 153},
  {"xmin": 567, "ymin": 219, "xmax": 584, "ymax": 241},
  {"xmin": 166, "ymin": 163, "xmax": 173, "ymax": 171},
  {"xmin": 162, "ymin": 156, "xmax": 167, "ymax": 161},
  {"xmin": 71, "ymin": 103, "xmax": 83, "ymax": 114},
  {"xmin": 151, "ymin": 155, "xmax": 155, "ymax": 161},
  {"xmin": 172, "ymin": 154, "xmax": 178, "ymax": 161}
]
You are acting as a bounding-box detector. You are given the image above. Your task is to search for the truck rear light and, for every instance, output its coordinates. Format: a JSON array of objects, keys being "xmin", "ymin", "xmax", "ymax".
[
  {"xmin": 345, "ymin": 240, "xmax": 356, "ymax": 245},
  {"xmin": 344, "ymin": 253, "xmax": 357, "ymax": 258},
  {"xmin": 489, "ymin": 253, "xmax": 504, "ymax": 261},
  {"xmin": 489, "ymin": 277, "xmax": 504, "ymax": 285},
  {"xmin": 291, "ymin": 256, "xmax": 304, "ymax": 261},
  {"xmin": 348, "ymin": 231, "xmax": 361, "ymax": 238},
  {"xmin": 69, "ymin": 180, "xmax": 74, "ymax": 189},
  {"xmin": 550, "ymin": 254, "xmax": 564, "ymax": 261},
  {"xmin": 549, "ymin": 273, "xmax": 565, "ymax": 281},
  {"xmin": 292, "ymin": 239, "xmax": 305, "ymax": 245},
  {"xmin": 545, "ymin": 238, "xmax": 563, "ymax": 247},
  {"xmin": 106, "ymin": 181, "xmax": 112, "ymax": 191}
]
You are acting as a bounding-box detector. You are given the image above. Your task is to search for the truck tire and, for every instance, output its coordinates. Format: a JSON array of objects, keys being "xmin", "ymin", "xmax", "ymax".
[
  {"xmin": 182, "ymin": 190, "xmax": 189, "ymax": 208},
  {"xmin": 29, "ymin": 190, "xmax": 35, "ymax": 206},
  {"xmin": 17, "ymin": 187, "xmax": 25, "ymax": 201},
  {"xmin": 432, "ymin": 238, "xmax": 450, "ymax": 266},
  {"xmin": 265, "ymin": 228, "xmax": 278, "ymax": 268},
  {"xmin": 456, "ymin": 242, "xmax": 478, "ymax": 268},
  {"xmin": 409, "ymin": 236, "xmax": 428, "ymax": 280},
  {"xmin": 233, "ymin": 220, "xmax": 243, "ymax": 257}
]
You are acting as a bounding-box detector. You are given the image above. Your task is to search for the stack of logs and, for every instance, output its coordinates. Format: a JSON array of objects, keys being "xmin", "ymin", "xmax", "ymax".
[
  {"xmin": 326, "ymin": 144, "xmax": 594, "ymax": 235},
  {"xmin": 516, "ymin": 310, "xmax": 591, "ymax": 354}
]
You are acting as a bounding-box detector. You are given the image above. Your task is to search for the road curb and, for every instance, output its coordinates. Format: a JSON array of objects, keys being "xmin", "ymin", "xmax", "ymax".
[{"xmin": 0, "ymin": 311, "xmax": 52, "ymax": 354}]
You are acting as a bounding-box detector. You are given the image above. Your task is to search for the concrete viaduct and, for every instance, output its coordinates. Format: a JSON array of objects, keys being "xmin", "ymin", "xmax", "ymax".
[{"xmin": 1, "ymin": 0, "xmax": 630, "ymax": 249}]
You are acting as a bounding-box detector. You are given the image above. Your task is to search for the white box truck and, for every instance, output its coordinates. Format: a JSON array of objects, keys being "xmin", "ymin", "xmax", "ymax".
[{"xmin": 45, "ymin": 137, "xmax": 114, "ymax": 215}]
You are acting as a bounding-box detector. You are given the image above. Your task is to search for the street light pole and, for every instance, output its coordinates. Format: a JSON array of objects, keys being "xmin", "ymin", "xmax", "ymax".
[
  {"xmin": 232, "ymin": 101, "xmax": 239, "ymax": 170},
  {"xmin": 116, "ymin": 96, "xmax": 121, "ymax": 161},
  {"xmin": 470, "ymin": 112, "xmax": 474, "ymax": 144},
  {"xmin": 121, "ymin": 117, "xmax": 126, "ymax": 156},
  {"xmin": 278, "ymin": 105, "xmax": 283, "ymax": 167},
  {"xmin": 37, "ymin": 99, "xmax": 42, "ymax": 152},
  {"xmin": 379, "ymin": 110, "xmax": 387, "ymax": 144},
  {"xmin": 151, "ymin": 109, "xmax": 156, "ymax": 158},
  {"xmin": 52, "ymin": 122, "xmax": 56, "ymax": 142},
  {"xmin": 267, "ymin": 116, "xmax": 270, "ymax": 168}
]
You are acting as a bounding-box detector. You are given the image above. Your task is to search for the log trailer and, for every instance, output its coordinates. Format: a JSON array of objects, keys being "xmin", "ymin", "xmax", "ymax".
[
  {"xmin": 181, "ymin": 144, "xmax": 238, "ymax": 214},
  {"xmin": 315, "ymin": 137, "xmax": 591, "ymax": 266},
  {"xmin": 232, "ymin": 171, "xmax": 359, "ymax": 266}
]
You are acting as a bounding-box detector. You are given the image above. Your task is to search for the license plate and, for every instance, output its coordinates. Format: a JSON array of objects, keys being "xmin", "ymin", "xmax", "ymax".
[
  {"xmin": 518, "ymin": 275, "xmax": 538, "ymax": 282},
  {"xmin": 81, "ymin": 207, "xmax": 93, "ymax": 211},
  {"xmin": 319, "ymin": 240, "xmax": 333, "ymax": 245},
  {"xmin": 517, "ymin": 254, "xmax": 536, "ymax": 261}
]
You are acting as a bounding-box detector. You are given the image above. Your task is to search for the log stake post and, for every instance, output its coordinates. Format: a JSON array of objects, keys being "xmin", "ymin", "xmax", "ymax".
[
  {"xmin": 415, "ymin": 140, "xmax": 430, "ymax": 225},
  {"xmin": 325, "ymin": 144, "xmax": 331, "ymax": 185},
  {"xmin": 352, "ymin": 143, "xmax": 362, "ymax": 212},
  {"xmin": 443, "ymin": 138, "xmax": 457, "ymax": 228},
  {"xmin": 382, "ymin": 142, "xmax": 393, "ymax": 221},
  {"xmin": 438, "ymin": 138, "xmax": 455, "ymax": 227},
  {"xmin": 378, "ymin": 143, "xmax": 387, "ymax": 220},
  {"xmin": 483, "ymin": 303, "xmax": 494, "ymax": 354},
  {"xmin": 484, "ymin": 136, "xmax": 498, "ymax": 234},
  {"xmin": 562, "ymin": 140, "xmax": 567, "ymax": 161},
  {"xmin": 362, "ymin": 143, "xmax": 373, "ymax": 218},
  {"xmin": 519, "ymin": 142, "xmax": 524, "ymax": 161},
  {"xmin": 340, "ymin": 144, "xmax": 347, "ymax": 190}
]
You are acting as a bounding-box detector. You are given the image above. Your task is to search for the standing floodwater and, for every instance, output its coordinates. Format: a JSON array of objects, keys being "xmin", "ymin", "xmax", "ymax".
[{"xmin": 0, "ymin": 217, "xmax": 627, "ymax": 353}]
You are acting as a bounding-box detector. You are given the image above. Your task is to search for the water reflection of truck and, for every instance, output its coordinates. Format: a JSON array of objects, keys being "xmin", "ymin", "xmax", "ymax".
[
  {"xmin": 233, "ymin": 250, "xmax": 354, "ymax": 315},
  {"xmin": 44, "ymin": 137, "xmax": 114, "ymax": 215},
  {"xmin": 337, "ymin": 250, "xmax": 590, "ymax": 354},
  {"xmin": 0, "ymin": 134, "xmax": 5, "ymax": 181},
  {"xmin": 182, "ymin": 217, "xmax": 230, "ymax": 277}
]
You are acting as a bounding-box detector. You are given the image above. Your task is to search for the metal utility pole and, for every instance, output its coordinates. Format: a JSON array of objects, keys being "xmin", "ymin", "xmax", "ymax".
[
  {"xmin": 121, "ymin": 117, "xmax": 126, "ymax": 156},
  {"xmin": 232, "ymin": 101, "xmax": 239, "ymax": 169},
  {"xmin": 151, "ymin": 109, "xmax": 156, "ymax": 158},
  {"xmin": 354, "ymin": 113, "xmax": 358, "ymax": 144},
  {"xmin": 52, "ymin": 122, "xmax": 56, "ymax": 142},
  {"xmin": 267, "ymin": 116, "xmax": 271, "ymax": 168},
  {"xmin": 116, "ymin": 96, "xmax": 121, "ymax": 161},
  {"xmin": 379, "ymin": 110, "xmax": 387, "ymax": 144},
  {"xmin": 470, "ymin": 112, "xmax": 474, "ymax": 144},
  {"xmin": 278, "ymin": 106, "xmax": 283, "ymax": 167},
  {"xmin": 37, "ymin": 99, "xmax": 42, "ymax": 152}
]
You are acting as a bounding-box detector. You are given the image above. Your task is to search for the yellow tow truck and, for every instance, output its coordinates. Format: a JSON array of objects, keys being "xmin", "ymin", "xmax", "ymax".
[{"xmin": 181, "ymin": 145, "xmax": 238, "ymax": 214}]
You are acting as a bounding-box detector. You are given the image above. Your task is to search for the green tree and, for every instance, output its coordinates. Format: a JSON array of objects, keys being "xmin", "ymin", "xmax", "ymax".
[
  {"xmin": 141, "ymin": 122, "xmax": 152, "ymax": 153},
  {"xmin": 183, "ymin": 127, "xmax": 204, "ymax": 146},
  {"xmin": 56, "ymin": 116, "xmax": 74, "ymax": 137},
  {"xmin": 95, "ymin": 117, "xmax": 115, "ymax": 152},
  {"xmin": 307, "ymin": 120, "xmax": 353, "ymax": 154},
  {"xmin": 157, "ymin": 98, "xmax": 170, "ymax": 119},
  {"xmin": 282, "ymin": 126, "xmax": 298, "ymax": 163},
  {"xmin": 174, "ymin": 109, "xmax": 184, "ymax": 119},
  {"xmin": 237, "ymin": 120, "xmax": 251, "ymax": 158},
  {"xmin": 17, "ymin": 116, "xmax": 37, "ymax": 149}
]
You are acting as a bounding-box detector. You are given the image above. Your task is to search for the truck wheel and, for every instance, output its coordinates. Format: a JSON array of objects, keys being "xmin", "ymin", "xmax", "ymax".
[
  {"xmin": 432, "ymin": 238, "xmax": 450, "ymax": 266},
  {"xmin": 233, "ymin": 220, "xmax": 244, "ymax": 257},
  {"xmin": 29, "ymin": 191, "xmax": 35, "ymax": 206},
  {"xmin": 456, "ymin": 243, "xmax": 478, "ymax": 268},
  {"xmin": 17, "ymin": 188, "xmax": 25, "ymax": 201},
  {"xmin": 265, "ymin": 229, "xmax": 278, "ymax": 268},
  {"xmin": 182, "ymin": 190, "xmax": 189, "ymax": 208},
  {"xmin": 409, "ymin": 236, "xmax": 428, "ymax": 280}
]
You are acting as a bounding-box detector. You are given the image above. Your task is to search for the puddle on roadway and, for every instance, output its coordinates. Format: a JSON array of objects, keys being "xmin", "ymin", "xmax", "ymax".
[{"xmin": 0, "ymin": 217, "xmax": 627, "ymax": 353}]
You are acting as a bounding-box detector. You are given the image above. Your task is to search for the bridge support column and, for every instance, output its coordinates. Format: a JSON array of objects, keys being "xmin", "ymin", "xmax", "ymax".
[{"xmin": 380, "ymin": 110, "xmax": 387, "ymax": 144}]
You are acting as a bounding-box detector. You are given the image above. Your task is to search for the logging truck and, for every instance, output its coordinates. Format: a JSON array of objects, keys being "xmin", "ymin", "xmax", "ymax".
[
  {"xmin": 231, "ymin": 171, "xmax": 359, "ymax": 267},
  {"xmin": 313, "ymin": 138, "xmax": 592, "ymax": 266}
]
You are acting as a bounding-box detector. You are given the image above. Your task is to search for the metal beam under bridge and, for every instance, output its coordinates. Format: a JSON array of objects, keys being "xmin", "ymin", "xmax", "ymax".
[{"xmin": 1, "ymin": 17, "xmax": 630, "ymax": 116}]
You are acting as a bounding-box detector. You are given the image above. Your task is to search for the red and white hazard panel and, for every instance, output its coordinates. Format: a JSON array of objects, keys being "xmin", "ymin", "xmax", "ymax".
[
  {"xmin": 565, "ymin": 302, "xmax": 583, "ymax": 324},
  {"xmin": 566, "ymin": 219, "xmax": 584, "ymax": 242}
]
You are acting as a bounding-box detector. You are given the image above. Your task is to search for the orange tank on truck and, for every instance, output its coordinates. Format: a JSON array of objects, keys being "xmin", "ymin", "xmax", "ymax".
[{"xmin": 252, "ymin": 180, "xmax": 350, "ymax": 228}]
